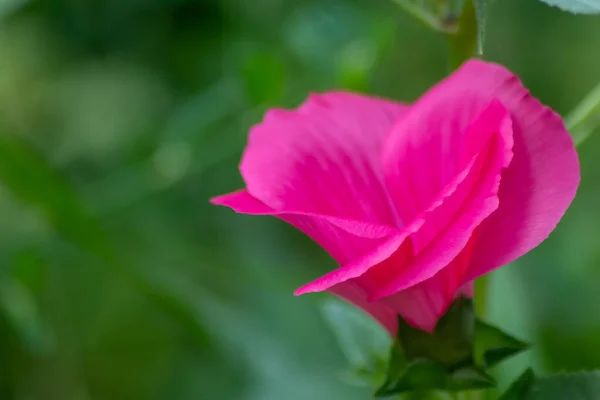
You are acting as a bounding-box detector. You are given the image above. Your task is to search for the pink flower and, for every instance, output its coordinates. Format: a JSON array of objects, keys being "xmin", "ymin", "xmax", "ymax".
[{"xmin": 211, "ymin": 60, "xmax": 580, "ymax": 334}]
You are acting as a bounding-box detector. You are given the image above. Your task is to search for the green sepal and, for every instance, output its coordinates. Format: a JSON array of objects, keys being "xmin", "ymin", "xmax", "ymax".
[
  {"xmin": 474, "ymin": 319, "xmax": 529, "ymax": 367},
  {"xmin": 322, "ymin": 296, "xmax": 531, "ymax": 396},
  {"xmin": 375, "ymin": 356, "xmax": 495, "ymax": 396},
  {"xmin": 375, "ymin": 297, "xmax": 529, "ymax": 396},
  {"xmin": 396, "ymin": 297, "xmax": 475, "ymax": 369},
  {"xmin": 499, "ymin": 368, "xmax": 536, "ymax": 400}
]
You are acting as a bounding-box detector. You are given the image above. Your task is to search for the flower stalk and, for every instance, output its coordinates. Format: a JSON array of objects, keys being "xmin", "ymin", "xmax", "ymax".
[
  {"xmin": 566, "ymin": 80, "xmax": 600, "ymax": 147},
  {"xmin": 447, "ymin": 0, "xmax": 478, "ymax": 71}
]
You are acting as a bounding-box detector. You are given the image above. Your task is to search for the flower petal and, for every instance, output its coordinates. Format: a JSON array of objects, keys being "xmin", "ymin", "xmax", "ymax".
[
  {"xmin": 240, "ymin": 91, "xmax": 408, "ymax": 227},
  {"xmin": 328, "ymin": 282, "xmax": 399, "ymax": 335},
  {"xmin": 296, "ymin": 101, "xmax": 514, "ymax": 297},
  {"xmin": 383, "ymin": 81, "xmax": 511, "ymax": 244},
  {"xmin": 444, "ymin": 60, "xmax": 580, "ymax": 281},
  {"xmin": 366, "ymin": 101, "xmax": 513, "ymax": 301},
  {"xmin": 211, "ymin": 190, "xmax": 400, "ymax": 266},
  {"xmin": 378, "ymin": 237, "xmax": 477, "ymax": 332}
]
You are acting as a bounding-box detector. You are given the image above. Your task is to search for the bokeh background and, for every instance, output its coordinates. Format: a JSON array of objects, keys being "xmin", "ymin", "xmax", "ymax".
[{"xmin": 0, "ymin": 0, "xmax": 600, "ymax": 399}]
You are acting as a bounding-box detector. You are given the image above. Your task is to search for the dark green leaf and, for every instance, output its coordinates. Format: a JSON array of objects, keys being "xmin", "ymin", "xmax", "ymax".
[
  {"xmin": 499, "ymin": 368, "xmax": 536, "ymax": 400},
  {"xmin": 537, "ymin": 0, "xmax": 600, "ymax": 13},
  {"xmin": 475, "ymin": 319, "xmax": 529, "ymax": 367}
]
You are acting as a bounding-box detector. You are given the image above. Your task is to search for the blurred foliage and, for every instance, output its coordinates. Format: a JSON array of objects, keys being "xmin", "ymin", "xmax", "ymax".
[{"xmin": 0, "ymin": 0, "xmax": 599, "ymax": 399}]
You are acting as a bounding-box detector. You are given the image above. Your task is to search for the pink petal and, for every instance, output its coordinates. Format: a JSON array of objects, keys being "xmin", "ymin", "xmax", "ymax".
[
  {"xmin": 240, "ymin": 92, "xmax": 408, "ymax": 227},
  {"xmin": 443, "ymin": 60, "xmax": 580, "ymax": 281},
  {"xmin": 383, "ymin": 85, "xmax": 511, "ymax": 245},
  {"xmin": 378, "ymin": 237, "xmax": 477, "ymax": 332},
  {"xmin": 328, "ymin": 281, "xmax": 398, "ymax": 335},
  {"xmin": 367, "ymin": 100, "xmax": 513, "ymax": 300},
  {"xmin": 211, "ymin": 190, "xmax": 401, "ymax": 266}
]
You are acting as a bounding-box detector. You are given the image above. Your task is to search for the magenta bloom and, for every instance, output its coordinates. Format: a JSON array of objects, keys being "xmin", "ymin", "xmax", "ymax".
[{"xmin": 212, "ymin": 60, "xmax": 580, "ymax": 334}]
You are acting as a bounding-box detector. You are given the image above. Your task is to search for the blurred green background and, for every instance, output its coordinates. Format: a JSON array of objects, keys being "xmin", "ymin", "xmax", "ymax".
[{"xmin": 0, "ymin": 0, "xmax": 599, "ymax": 399}]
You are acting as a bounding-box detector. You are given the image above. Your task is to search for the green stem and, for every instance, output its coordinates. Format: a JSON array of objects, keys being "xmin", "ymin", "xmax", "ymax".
[
  {"xmin": 566, "ymin": 81, "xmax": 600, "ymax": 147},
  {"xmin": 474, "ymin": 275, "xmax": 488, "ymax": 317},
  {"xmin": 447, "ymin": 0, "xmax": 478, "ymax": 71}
]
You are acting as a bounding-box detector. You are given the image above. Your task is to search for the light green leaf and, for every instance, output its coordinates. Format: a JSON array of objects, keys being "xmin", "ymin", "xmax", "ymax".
[
  {"xmin": 321, "ymin": 298, "xmax": 391, "ymax": 379},
  {"xmin": 537, "ymin": 0, "xmax": 600, "ymax": 13}
]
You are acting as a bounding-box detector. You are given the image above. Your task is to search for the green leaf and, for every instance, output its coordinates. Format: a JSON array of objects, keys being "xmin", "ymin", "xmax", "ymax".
[
  {"xmin": 499, "ymin": 368, "xmax": 536, "ymax": 400},
  {"xmin": 474, "ymin": 319, "xmax": 529, "ymax": 367},
  {"xmin": 537, "ymin": 0, "xmax": 600, "ymax": 13},
  {"xmin": 397, "ymin": 297, "xmax": 474, "ymax": 369},
  {"xmin": 473, "ymin": 0, "xmax": 489, "ymax": 54},
  {"xmin": 321, "ymin": 298, "xmax": 392, "ymax": 384}
]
